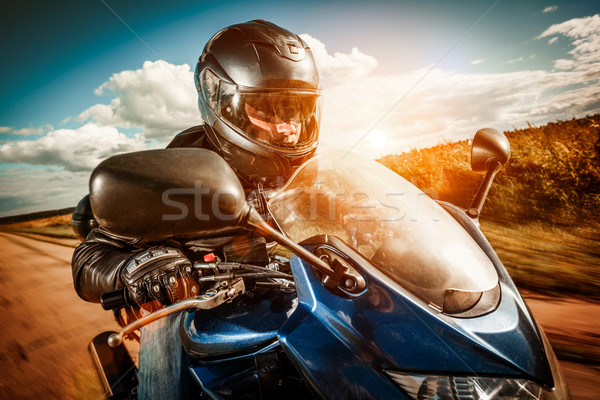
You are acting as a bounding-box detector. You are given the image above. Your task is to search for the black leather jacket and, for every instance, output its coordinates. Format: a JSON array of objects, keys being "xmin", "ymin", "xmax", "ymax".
[{"xmin": 72, "ymin": 125, "xmax": 244, "ymax": 302}]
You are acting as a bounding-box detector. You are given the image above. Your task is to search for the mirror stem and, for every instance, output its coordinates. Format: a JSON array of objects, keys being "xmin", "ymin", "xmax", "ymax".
[
  {"xmin": 467, "ymin": 159, "xmax": 503, "ymax": 219},
  {"xmin": 245, "ymin": 208, "xmax": 334, "ymax": 276}
]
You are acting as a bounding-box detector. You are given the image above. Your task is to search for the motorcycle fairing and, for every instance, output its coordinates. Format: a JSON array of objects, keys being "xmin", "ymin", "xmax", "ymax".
[
  {"xmin": 277, "ymin": 236, "xmax": 554, "ymax": 399},
  {"xmin": 183, "ymin": 290, "xmax": 315, "ymax": 399},
  {"xmin": 188, "ymin": 342, "xmax": 277, "ymax": 400},
  {"xmin": 268, "ymin": 151, "xmax": 502, "ymax": 316}
]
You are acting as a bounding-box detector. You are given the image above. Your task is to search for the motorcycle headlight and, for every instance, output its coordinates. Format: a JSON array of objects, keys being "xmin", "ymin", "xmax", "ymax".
[{"xmin": 385, "ymin": 371, "xmax": 568, "ymax": 400}]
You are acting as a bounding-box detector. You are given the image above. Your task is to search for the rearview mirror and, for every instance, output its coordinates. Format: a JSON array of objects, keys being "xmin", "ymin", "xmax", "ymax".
[
  {"xmin": 90, "ymin": 148, "xmax": 248, "ymax": 240},
  {"xmin": 471, "ymin": 128, "xmax": 510, "ymax": 171},
  {"xmin": 468, "ymin": 128, "xmax": 511, "ymax": 219}
]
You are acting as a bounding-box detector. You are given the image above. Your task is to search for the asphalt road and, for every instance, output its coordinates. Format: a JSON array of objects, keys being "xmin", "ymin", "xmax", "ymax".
[{"xmin": 0, "ymin": 232, "xmax": 598, "ymax": 399}]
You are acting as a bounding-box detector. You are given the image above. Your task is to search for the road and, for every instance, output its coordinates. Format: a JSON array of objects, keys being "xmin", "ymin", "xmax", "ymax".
[
  {"xmin": 0, "ymin": 232, "xmax": 117, "ymax": 399},
  {"xmin": 0, "ymin": 232, "xmax": 598, "ymax": 399}
]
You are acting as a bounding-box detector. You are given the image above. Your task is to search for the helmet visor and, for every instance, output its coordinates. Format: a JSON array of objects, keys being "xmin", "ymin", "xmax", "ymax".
[{"xmin": 218, "ymin": 83, "xmax": 321, "ymax": 150}]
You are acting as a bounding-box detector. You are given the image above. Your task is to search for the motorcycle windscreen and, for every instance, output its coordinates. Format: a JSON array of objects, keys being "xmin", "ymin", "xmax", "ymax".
[{"xmin": 268, "ymin": 151, "xmax": 499, "ymax": 315}]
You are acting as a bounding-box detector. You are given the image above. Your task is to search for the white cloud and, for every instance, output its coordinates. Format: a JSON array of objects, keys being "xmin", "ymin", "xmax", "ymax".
[
  {"xmin": 0, "ymin": 168, "xmax": 90, "ymax": 216},
  {"xmin": 0, "ymin": 125, "xmax": 51, "ymax": 136},
  {"xmin": 538, "ymin": 14, "xmax": 600, "ymax": 71},
  {"xmin": 0, "ymin": 123, "xmax": 147, "ymax": 172},
  {"xmin": 548, "ymin": 37, "xmax": 558, "ymax": 44},
  {"xmin": 553, "ymin": 59, "xmax": 575, "ymax": 70},
  {"xmin": 471, "ymin": 59, "xmax": 484, "ymax": 65},
  {"xmin": 300, "ymin": 34, "xmax": 378, "ymax": 85},
  {"xmin": 508, "ymin": 57, "xmax": 525, "ymax": 63},
  {"xmin": 542, "ymin": 5, "xmax": 558, "ymax": 13},
  {"xmin": 78, "ymin": 60, "xmax": 201, "ymax": 140},
  {"xmin": 539, "ymin": 13, "xmax": 600, "ymax": 38}
]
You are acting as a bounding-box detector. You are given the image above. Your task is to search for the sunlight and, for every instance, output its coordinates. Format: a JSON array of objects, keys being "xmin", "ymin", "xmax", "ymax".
[{"xmin": 369, "ymin": 129, "xmax": 387, "ymax": 148}]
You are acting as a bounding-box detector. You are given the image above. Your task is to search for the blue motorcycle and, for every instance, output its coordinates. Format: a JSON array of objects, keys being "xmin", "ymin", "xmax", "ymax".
[{"xmin": 86, "ymin": 128, "xmax": 571, "ymax": 399}]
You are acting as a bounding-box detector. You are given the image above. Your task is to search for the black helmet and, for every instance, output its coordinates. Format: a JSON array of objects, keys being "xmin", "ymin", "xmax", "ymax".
[{"xmin": 195, "ymin": 20, "xmax": 321, "ymax": 188}]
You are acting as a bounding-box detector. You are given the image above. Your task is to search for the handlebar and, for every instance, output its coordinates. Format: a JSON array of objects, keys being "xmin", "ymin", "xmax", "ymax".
[
  {"xmin": 100, "ymin": 288, "xmax": 130, "ymax": 310},
  {"xmin": 100, "ymin": 260, "xmax": 292, "ymax": 311}
]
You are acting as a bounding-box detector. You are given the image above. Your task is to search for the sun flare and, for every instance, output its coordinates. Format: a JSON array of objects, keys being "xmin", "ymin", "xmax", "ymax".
[{"xmin": 369, "ymin": 130, "xmax": 387, "ymax": 148}]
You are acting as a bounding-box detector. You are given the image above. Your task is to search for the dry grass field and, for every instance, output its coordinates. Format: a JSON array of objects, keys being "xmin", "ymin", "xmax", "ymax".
[{"xmin": 0, "ymin": 213, "xmax": 76, "ymax": 238}]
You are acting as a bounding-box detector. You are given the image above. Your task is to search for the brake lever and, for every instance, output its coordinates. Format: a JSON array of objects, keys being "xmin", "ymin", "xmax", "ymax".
[{"xmin": 107, "ymin": 278, "xmax": 245, "ymax": 347}]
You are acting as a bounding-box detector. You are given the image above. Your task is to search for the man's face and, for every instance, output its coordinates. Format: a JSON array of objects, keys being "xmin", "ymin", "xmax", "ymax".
[
  {"xmin": 218, "ymin": 87, "xmax": 319, "ymax": 149},
  {"xmin": 245, "ymin": 100, "xmax": 302, "ymax": 146}
]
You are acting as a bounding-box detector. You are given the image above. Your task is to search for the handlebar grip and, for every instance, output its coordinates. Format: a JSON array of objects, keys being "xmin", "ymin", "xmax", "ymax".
[{"xmin": 100, "ymin": 288, "xmax": 130, "ymax": 310}]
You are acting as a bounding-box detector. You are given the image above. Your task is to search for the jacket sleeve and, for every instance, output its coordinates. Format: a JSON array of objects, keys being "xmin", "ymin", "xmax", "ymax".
[{"xmin": 71, "ymin": 227, "xmax": 141, "ymax": 303}]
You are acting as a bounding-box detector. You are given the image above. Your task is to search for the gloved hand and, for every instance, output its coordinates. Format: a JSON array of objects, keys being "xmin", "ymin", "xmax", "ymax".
[{"xmin": 120, "ymin": 246, "xmax": 199, "ymax": 307}]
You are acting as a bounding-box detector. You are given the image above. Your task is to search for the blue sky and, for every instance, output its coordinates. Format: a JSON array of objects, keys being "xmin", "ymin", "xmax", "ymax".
[{"xmin": 1, "ymin": 0, "xmax": 599, "ymax": 216}]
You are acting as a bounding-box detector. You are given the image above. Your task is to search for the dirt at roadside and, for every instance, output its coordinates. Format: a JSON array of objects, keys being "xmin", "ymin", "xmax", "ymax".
[
  {"xmin": 0, "ymin": 232, "xmax": 115, "ymax": 399},
  {"xmin": 525, "ymin": 293, "xmax": 600, "ymax": 400},
  {"xmin": 523, "ymin": 291, "xmax": 600, "ymax": 366}
]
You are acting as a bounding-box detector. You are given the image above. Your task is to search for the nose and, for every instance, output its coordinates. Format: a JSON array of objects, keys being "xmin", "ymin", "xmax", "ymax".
[{"xmin": 276, "ymin": 122, "xmax": 298, "ymax": 136}]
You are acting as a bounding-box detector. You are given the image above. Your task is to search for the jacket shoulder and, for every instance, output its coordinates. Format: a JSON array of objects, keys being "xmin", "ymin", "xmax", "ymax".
[{"xmin": 166, "ymin": 125, "xmax": 207, "ymax": 149}]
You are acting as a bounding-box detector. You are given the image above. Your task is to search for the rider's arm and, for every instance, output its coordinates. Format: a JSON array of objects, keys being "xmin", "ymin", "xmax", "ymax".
[{"xmin": 71, "ymin": 227, "xmax": 140, "ymax": 303}]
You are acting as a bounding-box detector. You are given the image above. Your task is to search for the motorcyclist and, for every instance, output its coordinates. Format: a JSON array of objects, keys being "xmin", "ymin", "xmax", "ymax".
[{"xmin": 71, "ymin": 20, "xmax": 321, "ymax": 400}]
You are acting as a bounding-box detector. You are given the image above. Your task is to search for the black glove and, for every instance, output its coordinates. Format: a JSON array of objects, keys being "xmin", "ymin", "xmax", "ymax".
[{"xmin": 120, "ymin": 246, "xmax": 198, "ymax": 307}]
